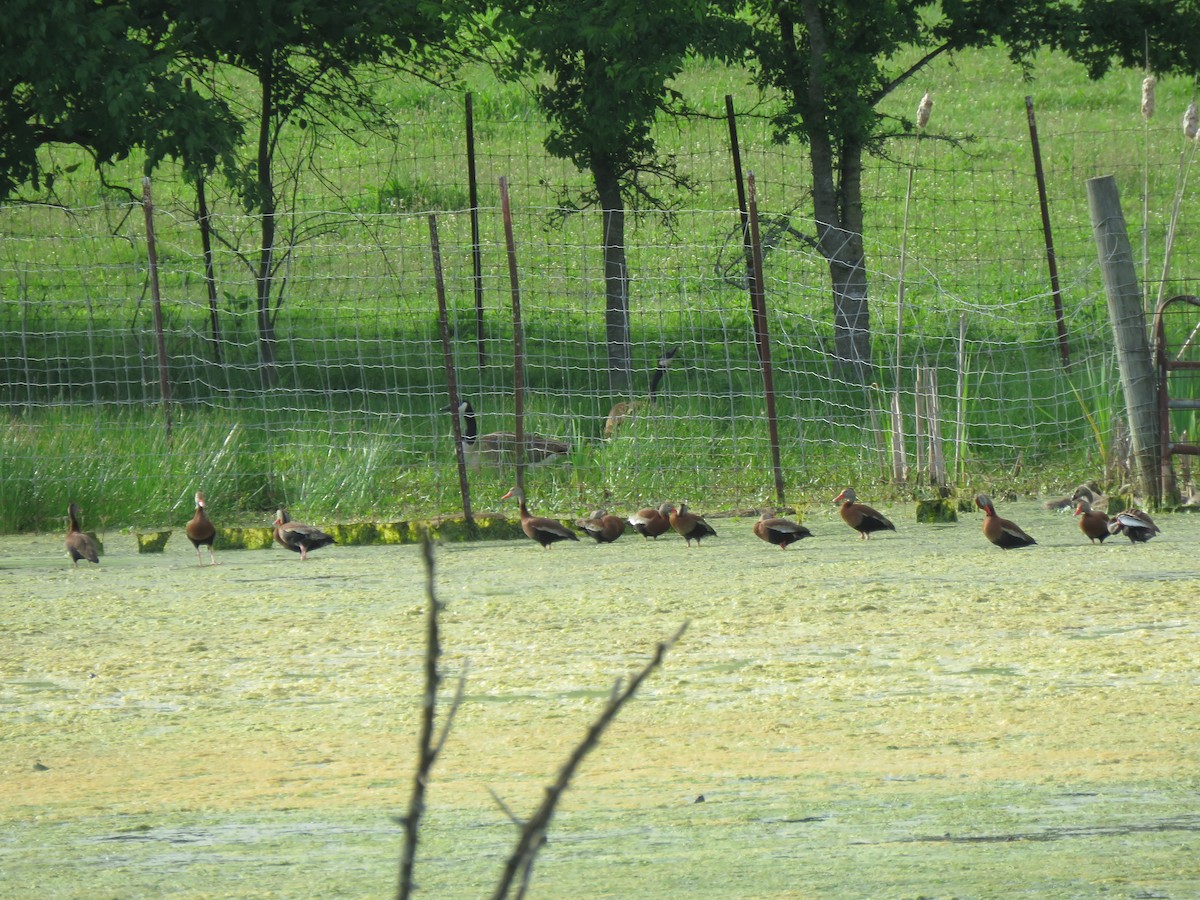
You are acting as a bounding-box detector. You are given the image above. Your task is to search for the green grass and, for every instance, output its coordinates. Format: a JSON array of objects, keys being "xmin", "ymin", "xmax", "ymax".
[{"xmin": 2, "ymin": 49, "xmax": 1198, "ymax": 532}]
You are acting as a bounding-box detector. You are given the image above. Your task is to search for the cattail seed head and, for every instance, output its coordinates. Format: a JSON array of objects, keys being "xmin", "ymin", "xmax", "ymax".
[
  {"xmin": 916, "ymin": 91, "xmax": 932, "ymax": 131},
  {"xmin": 1184, "ymin": 101, "xmax": 1199, "ymax": 140},
  {"xmin": 1141, "ymin": 75, "xmax": 1156, "ymax": 119}
]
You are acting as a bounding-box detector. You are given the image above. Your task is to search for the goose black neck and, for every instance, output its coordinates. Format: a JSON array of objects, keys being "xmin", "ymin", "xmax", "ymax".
[
  {"xmin": 647, "ymin": 346, "xmax": 679, "ymax": 399},
  {"xmin": 459, "ymin": 402, "xmax": 478, "ymax": 444}
]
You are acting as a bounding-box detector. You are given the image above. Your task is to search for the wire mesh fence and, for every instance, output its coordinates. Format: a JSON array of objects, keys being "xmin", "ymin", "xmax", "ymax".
[{"xmin": 3, "ymin": 99, "xmax": 1199, "ymax": 526}]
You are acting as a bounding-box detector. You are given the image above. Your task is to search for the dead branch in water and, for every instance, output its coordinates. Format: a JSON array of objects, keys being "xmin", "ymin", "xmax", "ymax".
[
  {"xmin": 395, "ymin": 533, "xmax": 685, "ymax": 899},
  {"xmin": 490, "ymin": 621, "xmax": 689, "ymax": 900},
  {"xmin": 396, "ymin": 530, "xmax": 466, "ymax": 900}
]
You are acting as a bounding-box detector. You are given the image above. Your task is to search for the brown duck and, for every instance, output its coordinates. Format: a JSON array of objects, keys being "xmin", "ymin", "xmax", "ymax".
[
  {"xmin": 575, "ymin": 510, "xmax": 627, "ymax": 544},
  {"xmin": 1073, "ymin": 500, "xmax": 1111, "ymax": 544},
  {"xmin": 65, "ymin": 502, "xmax": 100, "ymax": 566},
  {"xmin": 976, "ymin": 493, "xmax": 1036, "ymax": 549},
  {"xmin": 186, "ymin": 491, "xmax": 217, "ymax": 565},
  {"xmin": 833, "ymin": 488, "xmax": 895, "ymax": 540},
  {"xmin": 273, "ymin": 509, "xmax": 336, "ymax": 560},
  {"xmin": 1107, "ymin": 508, "xmax": 1161, "ymax": 544},
  {"xmin": 669, "ymin": 502, "xmax": 717, "ymax": 547},
  {"xmin": 502, "ymin": 486, "xmax": 579, "ymax": 549},
  {"xmin": 628, "ymin": 502, "xmax": 675, "ymax": 539},
  {"xmin": 753, "ymin": 513, "xmax": 813, "ymax": 550}
]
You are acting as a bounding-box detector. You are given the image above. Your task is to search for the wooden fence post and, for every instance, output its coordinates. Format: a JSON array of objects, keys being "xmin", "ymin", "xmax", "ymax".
[{"xmin": 1086, "ymin": 175, "xmax": 1160, "ymax": 505}]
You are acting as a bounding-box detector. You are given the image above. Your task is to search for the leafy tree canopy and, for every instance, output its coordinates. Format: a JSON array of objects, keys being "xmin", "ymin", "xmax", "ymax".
[
  {"xmin": 490, "ymin": 0, "xmax": 740, "ymax": 208},
  {"xmin": 1062, "ymin": 0, "xmax": 1200, "ymax": 78},
  {"xmin": 0, "ymin": 0, "xmax": 241, "ymax": 199}
]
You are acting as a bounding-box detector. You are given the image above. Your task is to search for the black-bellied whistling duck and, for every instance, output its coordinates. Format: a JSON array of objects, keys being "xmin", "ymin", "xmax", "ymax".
[
  {"xmin": 575, "ymin": 509, "xmax": 627, "ymax": 544},
  {"xmin": 65, "ymin": 502, "xmax": 100, "ymax": 566},
  {"xmin": 186, "ymin": 491, "xmax": 217, "ymax": 565},
  {"xmin": 1073, "ymin": 500, "xmax": 1111, "ymax": 544},
  {"xmin": 753, "ymin": 513, "xmax": 812, "ymax": 550},
  {"xmin": 604, "ymin": 346, "xmax": 680, "ymax": 439},
  {"xmin": 1107, "ymin": 508, "xmax": 1161, "ymax": 544},
  {"xmin": 628, "ymin": 502, "xmax": 675, "ymax": 539},
  {"xmin": 975, "ymin": 493, "xmax": 1036, "ymax": 549},
  {"xmin": 833, "ymin": 488, "xmax": 895, "ymax": 540},
  {"xmin": 454, "ymin": 399, "xmax": 571, "ymax": 468},
  {"xmin": 669, "ymin": 502, "xmax": 717, "ymax": 547},
  {"xmin": 502, "ymin": 486, "xmax": 579, "ymax": 549},
  {"xmin": 273, "ymin": 509, "xmax": 336, "ymax": 560}
]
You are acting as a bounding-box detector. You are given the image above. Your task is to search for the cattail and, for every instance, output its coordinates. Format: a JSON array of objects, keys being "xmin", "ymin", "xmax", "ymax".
[
  {"xmin": 1184, "ymin": 101, "xmax": 1199, "ymax": 140},
  {"xmin": 916, "ymin": 91, "xmax": 933, "ymax": 131},
  {"xmin": 1141, "ymin": 75, "xmax": 1156, "ymax": 119}
]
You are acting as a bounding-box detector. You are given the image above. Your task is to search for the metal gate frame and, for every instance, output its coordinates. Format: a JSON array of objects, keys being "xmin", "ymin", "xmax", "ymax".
[{"xmin": 1153, "ymin": 294, "xmax": 1200, "ymax": 503}]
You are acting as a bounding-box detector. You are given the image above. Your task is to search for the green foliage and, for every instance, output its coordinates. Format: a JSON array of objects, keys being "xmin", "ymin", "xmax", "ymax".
[{"xmin": 0, "ymin": 0, "xmax": 242, "ymax": 198}]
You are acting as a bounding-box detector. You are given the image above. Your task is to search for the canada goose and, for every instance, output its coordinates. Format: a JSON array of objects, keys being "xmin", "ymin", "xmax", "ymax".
[
  {"xmin": 455, "ymin": 399, "xmax": 571, "ymax": 467},
  {"xmin": 604, "ymin": 346, "xmax": 680, "ymax": 438}
]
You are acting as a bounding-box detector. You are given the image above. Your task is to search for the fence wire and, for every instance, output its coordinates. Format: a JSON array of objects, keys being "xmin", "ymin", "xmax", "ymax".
[{"xmin": 3, "ymin": 104, "xmax": 1199, "ymax": 523}]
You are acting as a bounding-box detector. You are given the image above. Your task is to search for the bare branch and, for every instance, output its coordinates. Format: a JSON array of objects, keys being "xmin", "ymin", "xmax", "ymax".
[
  {"xmin": 396, "ymin": 530, "xmax": 465, "ymax": 900},
  {"xmin": 487, "ymin": 786, "xmax": 526, "ymax": 828},
  {"xmin": 491, "ymin": 622, "xmax": 689, "ymax": 900}
]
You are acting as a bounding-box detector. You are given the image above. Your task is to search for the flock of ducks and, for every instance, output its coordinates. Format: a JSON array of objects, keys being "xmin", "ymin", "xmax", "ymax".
[
  {"xmin": 63, "ymin": 492, "xmax": 337, "ymax": 566},
  {"xmin": 498, "ymin": 484, "xmax": 1164, "ymax": 551},
  {"xmin": 62, "ymin": 483, "xmax": 1164, "ymax": 566}
]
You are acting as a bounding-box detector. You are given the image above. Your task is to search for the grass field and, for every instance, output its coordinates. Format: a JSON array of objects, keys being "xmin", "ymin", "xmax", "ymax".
[
  {"xmin": 3, "ymin": 499, "xmax": 1199, "ymax": 897},
  {"xmin": 3, "ymin": 46, "xmax": 1200, "ymax": 531}
]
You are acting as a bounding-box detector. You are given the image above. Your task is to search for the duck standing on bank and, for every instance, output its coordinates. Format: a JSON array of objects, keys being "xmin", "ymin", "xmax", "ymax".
[
  {"xmin": 65, "ymin": 502, "xmax": 100, "ymax": 566},
  {"xmin": 975, "ymin": 493, "xmax": 1036, "ymax": 549},
  {"xmin": 186, "ymin": 491, "xmax": 218, "ymax": 565},
  {"xmin": 502, "ymin": 486, "xmax": 579, "ymax": 549},
  {"xmin": 753, "ymin": 513, "xmax": 813, "ymax": 550},
  {"xmin": 273, "ymin": 509, "xmax": 336, "ymax": 560},
  {"xmin": 1107, "ymin": 508, "xmax": 1161, "ymax": 544},
  {"xmin": 628, "ymin": 502, "xmax": 675, "ymax": 539},
  {"xmin": 669, "ymin": 502, "xmax": 717, "ymax": 547},
  {"xmin": 833, "ymin": 488, "xmax": 895, "ymax": 540}
]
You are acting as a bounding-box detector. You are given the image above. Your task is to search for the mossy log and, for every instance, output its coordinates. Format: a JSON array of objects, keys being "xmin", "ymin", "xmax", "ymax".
[
  {"xmin": 917, "ymin": 498, "xmax": 959, "ymax": 523},
  {"xmin": 214, "ymin": 527, "xmax": 275, "ymax": 551},
  {"xmin": 136, "ymin": 530, "xmax": 171, "ymax": 553}
]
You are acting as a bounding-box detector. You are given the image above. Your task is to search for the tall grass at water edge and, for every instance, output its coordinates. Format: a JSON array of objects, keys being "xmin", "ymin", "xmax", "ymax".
[{"xmin": 1, "ymin": 334, "xmax": 1115, "ymax": 534}]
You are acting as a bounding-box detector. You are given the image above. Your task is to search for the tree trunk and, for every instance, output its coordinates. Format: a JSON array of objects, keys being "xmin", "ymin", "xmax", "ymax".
[
  {"xmin": 255, "ymin": 57, "xmax": 279, "ymax": 387},
  {"xmin": 592, "ymin": 158, "xmax": 632, "ymax": 393},
  {"xmin": 810, "ymin": 133, "xmax": 872, "ymax": 384},
  {"xmin": 794, "ymin": 1, "xmax": 872, "ymax": 385}
]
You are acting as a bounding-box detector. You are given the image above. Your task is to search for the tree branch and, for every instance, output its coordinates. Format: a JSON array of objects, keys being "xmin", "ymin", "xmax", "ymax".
[
  {"xmin": 491, "ymin": 622, "xmax": 689, "ymax": 900},
  {"xmin": 396, "ymin": 530, "xmax": 465, "ymax": 900}
]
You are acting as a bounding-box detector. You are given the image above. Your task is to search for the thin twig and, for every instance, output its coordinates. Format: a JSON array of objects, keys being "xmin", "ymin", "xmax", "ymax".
[
  {"xmin": 396, "ymin": 531, "xmax": 465, "ymax": 900},
  {"xmin": 491, "ymin": 622, "xmax": 689, "ymax": 900}
]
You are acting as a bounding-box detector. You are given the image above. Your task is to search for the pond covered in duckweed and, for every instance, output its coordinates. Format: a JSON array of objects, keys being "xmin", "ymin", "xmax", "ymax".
[{"xmin": 2, "ymin": 499, "xmax": 1199, "ymax": 897}]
